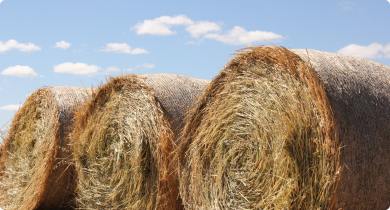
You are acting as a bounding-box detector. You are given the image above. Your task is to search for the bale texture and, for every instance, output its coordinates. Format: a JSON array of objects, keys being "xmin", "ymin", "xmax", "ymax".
[
  {"xmin": 72, "ymin": 74, "xmax": 209, "ymax": 209},
  {"xmin": 292, "ymin": 49, "xmax": 390, "ymax": 209},
  {"xmin": 177, "ymin": 46, "xmax": 390, "ymax": 209},
  {"xmin": 0, "ymin": 86, "xmax": 92, "ymax": 210}
]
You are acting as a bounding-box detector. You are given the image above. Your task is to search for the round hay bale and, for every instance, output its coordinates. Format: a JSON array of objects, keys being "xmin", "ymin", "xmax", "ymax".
[
  {"xmin": 0, "ymin": 86, "xmax": 92, "ymax": 210},
  {"xmin": 72, "ymin": 74, "xmax": 209, "ymax": 209},
  {"xmin": 177, "ymin": 46, "xmax": 390, "ymax": 209}
]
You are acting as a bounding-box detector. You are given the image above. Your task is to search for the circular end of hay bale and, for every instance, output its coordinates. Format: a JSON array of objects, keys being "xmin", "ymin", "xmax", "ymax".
[
  {"xmin": 1, "ymin": 88, "xmax": 61, "ymax": 210},
  {"xmin": 73, "ymin": 75, "xmax": 179, "ymax": 209},
  {"xmin": 178, "ymin": 46, "xmax": 340, "ymax": 209},
  {"xmin": 0, "ymin": 86, "xmax": 91, "ymax": 210}
]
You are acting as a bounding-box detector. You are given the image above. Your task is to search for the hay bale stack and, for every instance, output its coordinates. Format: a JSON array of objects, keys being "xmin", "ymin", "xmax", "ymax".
[
  {"xmin": 72, "ymin": 74, "xmax": 209, "ymax": 209},
  {"xmin": 177, "ymin": 46, "xmax": 390, "ymax": 209},
  {"xmin": 0, "ymin": 86, "xmax": 92, "ymax": 210}
]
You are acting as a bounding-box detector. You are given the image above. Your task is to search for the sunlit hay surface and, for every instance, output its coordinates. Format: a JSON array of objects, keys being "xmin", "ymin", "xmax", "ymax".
[
  {"xmin": 0, "ymin": 127, "xmax": 10, "ymax": 203},
  {"xmin": 73, "ymin": 75, "xmax": 177, "ymax": 210},
  {"xmin": 0, "ymin": 128, "xmax": 10, "ymax": 175},
  {"xmin": 177, "ymin": 46, "xmax": 341, "ymax": 209},
  {"xmin": 0, "ymin": 89, "xmax": 60, "ymax": 210}
]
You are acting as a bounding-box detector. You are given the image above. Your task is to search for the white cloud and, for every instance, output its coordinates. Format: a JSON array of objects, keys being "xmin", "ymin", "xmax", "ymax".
[
  {"xmin": 0, "ymin": 39, "xmax": 41, "ymax": 53},
  {"xmin": 133, "ymin": 15, "xmax": 194, "ymax": 35},
  {"xmin": 54, "ymin": 62, "xmax": 100, "ymax": 75},
  {"xmin": 103, "ymin": 65, "xmax": 154, "ymax": 75},
  {"xmin": 337, "ymin": 43, "xmax": 385, "ymax": 59},
  {"xmin": 122, "ymin": 63, "xmax": 155, "ymax": 71},
  {"xmin": 0, "ymin": 0, "xmax": 4, "ymax": 4},
  {"xmin": 204, "ymin": 26, "xmax": 283, "ymax": 45},
  {"xmin": 387, "ymin": 0, "xmax": 390, "ymax": 4},
  {"xmin": 99, "ymin": 43, "xmax": 149, "ymax": 54},
  {"xmin": 186, "ymin": 41, "xmax": 199, "ymax": 45},
  {"xmin": 186, "ymin": 21, "xmax": 221, "ymax": 38},
  {"xmin": 142, "ymin": 63, "xmax": 155, "ymax": 69},
  {"xmin": 1, "ymin": 65, "xmax": 38, "ymax": 77},
  {"xmin": 133, "ymin": 15, "xmax": 284, "ymax": 46},
  {"xmin": 54, "ymin": 41, "xmax": 71, "ymax": 49},
  {"xmin": 106, "ymin": 66, "xmax": 121, "ymax": 72},
  {"xmin": 103, "ymin": 66, "xmax": 134, "ymax": 75},
  {"xmin": 130, "ymin": 48, "xmax": 149, "ymax": 54},
  {"xmin": 0, "ymin": 104, "xmax": 22, "ymax": 112},
  {"xmin": 383, "ymin": 43, "xmax": 390, "ymax": 58}
]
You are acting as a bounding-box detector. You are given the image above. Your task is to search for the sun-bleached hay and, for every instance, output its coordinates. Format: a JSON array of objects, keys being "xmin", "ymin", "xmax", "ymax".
[
  {"xmin": 72, "ymin": 74, "xmax": 209, "ymax": 209},
  {"xmin": 0, "ymin": 86, "xmax": 92, "ymax": 210},
  {"xmin": 177, "ymin": 46, "xmax": 390, "ymax": 209}
]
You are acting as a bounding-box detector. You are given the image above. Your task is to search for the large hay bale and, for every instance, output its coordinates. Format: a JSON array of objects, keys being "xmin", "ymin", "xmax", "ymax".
[
  {"xmin": 177, "ymin": 46, "xmax": 390, "ymax": 209},
  {"xmin": 72, "ymin": 74, "xmax": 209, "ymax": 209},
  {"xmin": 0, "ymin": 86, "xmax": 92, "ymax": 210}
]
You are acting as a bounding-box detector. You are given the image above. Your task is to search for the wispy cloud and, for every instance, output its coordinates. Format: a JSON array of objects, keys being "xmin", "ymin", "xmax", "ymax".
[
  {"xmin": 338, "ymin": 1, "xmax": 357, "ymax": 11},
  {"xmin": 388, "ymin": 0, "xmax": 390, "ymax": 4},
  {"xmin": 53, "ymin": 40, "xmax": 71, "ymax": 49},
  {"xmin": 103, "ymin": 66, "xmax": 135, "ymax": 75},
  {"xmin": 186, "ymin": 41, "xmax": 200, "ymax": 45},
  {"xmin": 383, "ymin": 44, "xmax": 390, "ymax": 58},
  {"xmin": 133, "ymin": 15, "xmax": 194, "ymax": 35},
  {"xmin": 0, "ymin": 104, "xmax": 22, "ymax": 112},
  {"xmin": 128, "ymin": 63, "xmax": 155, "ymax": 71},
  {"xmin": 337, "ymin": 42, "xmax": 390, "ymax": 59},
  {"xmin": 103, "ymin": 64, "xmax": 154, "ymax": 75},
  {"xmin": 142, "ymin": 63, "xmax": 155, "ymax": 69},
  {"xmin": 1, "ymin": 65, "xmax": 38, "ymax": 77},
  {"xmin": 0, "ymin": 0, "xmax": 4, "ymax": 4},
  {"xmin": 0, "ymin": 40, "xmax": 41, "ymax": 53},
  {"xmin": 98, "ymin": 43, "xmax": 149, "ymax": 54},
  {"xmin": 204, "ymin": 26, "xmax": 283, "ymax": 45},
  {"xmin": 106, "ymin": 66, "xmax": 122, "ymax": 72},
  {"xmin": 54, "ymin": 62, "xmax": 100, "ymax": 75},
  {"xmin": 186, "ymin": 21, "xmax": 222, "ymax": 38}
]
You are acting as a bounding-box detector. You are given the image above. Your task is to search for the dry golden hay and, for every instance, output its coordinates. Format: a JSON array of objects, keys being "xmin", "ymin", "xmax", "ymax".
[
  {"xmin": 0, "ymin": 86, "xmax": 92, "ymax": 210},
  {"xmin": 72, "ymin": 73, "xmax": 209, "ymax": 209},
  {"xmin": 176, "ymin": 46, "xmax": 390, "ymax": 210}
]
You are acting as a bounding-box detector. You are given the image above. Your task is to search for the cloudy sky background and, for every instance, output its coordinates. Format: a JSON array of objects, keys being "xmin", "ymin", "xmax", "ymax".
[{"xmin": 1, "ymin": 0, "xmax": 390, "ymax": 130}]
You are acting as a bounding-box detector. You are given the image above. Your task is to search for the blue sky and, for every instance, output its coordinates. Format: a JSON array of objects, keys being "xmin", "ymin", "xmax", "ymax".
[{"xmin": 1, "ymin": 0, "xmax": 390, "ymax": 130}]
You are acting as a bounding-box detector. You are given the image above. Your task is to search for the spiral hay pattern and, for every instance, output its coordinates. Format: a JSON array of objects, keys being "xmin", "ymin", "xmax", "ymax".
[
  {"xmin": 72, "ymin": 74, "xmax": 209, "ymax": 209},
  {"xmin": 0, "ymin": 86, "xmax": 91, "ymax": 210},
  {"xmin": 177, "ymin": 46, "xmax": 390, "ymax": 209}
]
